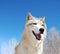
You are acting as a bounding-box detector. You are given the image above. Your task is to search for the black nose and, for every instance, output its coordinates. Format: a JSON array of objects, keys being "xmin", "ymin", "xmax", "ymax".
[{"xmin": 39, "ymin": 28, "xmax": 44, "ymax": 34}]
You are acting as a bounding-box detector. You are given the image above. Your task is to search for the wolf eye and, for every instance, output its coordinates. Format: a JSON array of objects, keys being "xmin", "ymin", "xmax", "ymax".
[
  {"xmin": 32, "ymin": 23, "xmax": 37, "ymax": 25},
  {"xmin": 42, "ymin": 24, "xmax": 44, "ymax": 26}
]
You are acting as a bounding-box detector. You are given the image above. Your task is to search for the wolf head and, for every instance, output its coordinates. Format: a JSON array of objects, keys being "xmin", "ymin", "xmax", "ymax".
[{"xmin": 24, "ymin": 13, "xmax": 47, "ymax": 43}]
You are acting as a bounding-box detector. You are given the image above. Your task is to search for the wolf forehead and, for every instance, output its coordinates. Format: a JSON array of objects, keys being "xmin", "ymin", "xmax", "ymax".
[{"xmin": 26, "ymin": 12, "xmax": 45, "ymax": 25}]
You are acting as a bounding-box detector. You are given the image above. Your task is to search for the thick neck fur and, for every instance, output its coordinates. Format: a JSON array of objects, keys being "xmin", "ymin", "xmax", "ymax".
[{"xmin": 21, "ymin": 30, "xmax": 43, "ymax": 54}]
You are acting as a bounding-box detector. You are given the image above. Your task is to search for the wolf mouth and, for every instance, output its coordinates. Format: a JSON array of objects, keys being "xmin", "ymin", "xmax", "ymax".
[{"xmin": 32, "ymin": 31, "xmax": 41, "ymax": 40}]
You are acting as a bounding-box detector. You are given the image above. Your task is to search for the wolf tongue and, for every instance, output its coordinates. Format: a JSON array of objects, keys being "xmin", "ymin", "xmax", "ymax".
[{"xmin": 36, "ymin": 34, "xmax": 41, "ymax": 40}]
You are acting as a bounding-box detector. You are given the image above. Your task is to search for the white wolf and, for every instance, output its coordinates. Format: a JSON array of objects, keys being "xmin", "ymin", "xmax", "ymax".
[{"xmin": 15, "ymin": 13, "xmax": 47, "ymax": 54}]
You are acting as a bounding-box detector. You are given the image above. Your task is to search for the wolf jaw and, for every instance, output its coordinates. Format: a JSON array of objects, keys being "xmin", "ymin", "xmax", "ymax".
[{"xmin": 32, "ymin": 31, "xmax": 41, "ymax": 40}]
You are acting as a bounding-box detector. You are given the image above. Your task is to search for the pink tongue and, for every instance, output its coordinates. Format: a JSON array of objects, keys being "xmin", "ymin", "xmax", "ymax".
[{"xmin": 36, "ymin": 34, "xmax": 41, "ymax": 40}]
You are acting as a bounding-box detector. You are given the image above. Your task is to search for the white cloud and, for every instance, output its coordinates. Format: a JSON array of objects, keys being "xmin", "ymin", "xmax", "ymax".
[
  {"xmin": 48, "ymin": 27, "xmax": 59, "ymax": 38},
  {"xmin": 44, "ymin": 27, "xmax": 60, "ymax": 54},
  {"xmin": 1, "ymin": 38, "xmax": 18, "ymax": 54}
]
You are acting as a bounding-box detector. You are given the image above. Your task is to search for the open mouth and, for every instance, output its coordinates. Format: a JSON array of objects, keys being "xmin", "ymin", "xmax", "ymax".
[{"xmin": 32, "ymin": 31, "xmax": 41, "ymax": 40}]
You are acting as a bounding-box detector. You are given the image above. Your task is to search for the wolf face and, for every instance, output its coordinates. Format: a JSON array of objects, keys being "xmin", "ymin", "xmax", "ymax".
[{"xmin": 25, "ymin": 13, "xmax": 47, "ymax": 42}]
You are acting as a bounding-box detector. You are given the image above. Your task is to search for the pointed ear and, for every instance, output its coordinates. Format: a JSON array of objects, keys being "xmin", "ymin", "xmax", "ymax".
[
  {"xmin": 40, "ymin": 16, "xmax": 45, "ymax": 21},
  {"xmin": 26, "ymin": 12, "xmax": 32, "ymax": 21}
]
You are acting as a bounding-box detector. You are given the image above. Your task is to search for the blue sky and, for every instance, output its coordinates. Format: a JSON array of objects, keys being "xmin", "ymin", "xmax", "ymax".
[{"xmin": 0, "ymin": 0, "xmax": 60, "ymax": 54}]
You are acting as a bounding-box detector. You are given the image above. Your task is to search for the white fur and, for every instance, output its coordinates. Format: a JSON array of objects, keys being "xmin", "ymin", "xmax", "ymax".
[{"xmin": 15, "ymin": 13, "xmax": 47, "ymax": 54}]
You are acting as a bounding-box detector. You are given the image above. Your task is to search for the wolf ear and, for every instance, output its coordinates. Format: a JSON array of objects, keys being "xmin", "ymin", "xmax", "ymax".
[
  {"xmin": 40, "ymin": 16, "xmax": 45, "ymax": 21},
  {"xmin": 26, "ymin": 12, "xmax": 33, "ymax": 21}
]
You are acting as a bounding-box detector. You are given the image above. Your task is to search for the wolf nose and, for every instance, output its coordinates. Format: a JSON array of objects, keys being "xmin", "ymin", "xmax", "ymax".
[{"xmin": 39, "ymin": 28, "xmax": 44, "ymax": 34}]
